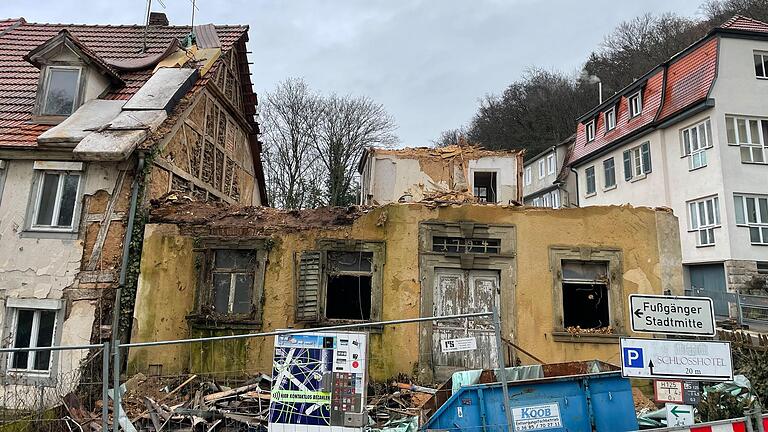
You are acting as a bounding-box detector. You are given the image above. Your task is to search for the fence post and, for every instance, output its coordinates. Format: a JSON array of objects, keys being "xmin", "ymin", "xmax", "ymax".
[
  {"xmin": 736, "ymin": 291, "xmax": 745, "ymax": 328},
  {"xmin": 112, "ymin": 340, "xmax": 120, "ymax": 432},
  {"xmin": 102, "ymin": 341, "xmax": 110, "ymax": 432},
  {"xmin": 493, "ymin": 306, "xmax": 514, "ymax": 431}
]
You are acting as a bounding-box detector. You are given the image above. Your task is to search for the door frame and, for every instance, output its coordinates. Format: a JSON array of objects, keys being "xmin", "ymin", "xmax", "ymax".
[{"xmin": 418, "ymin": 221, "xmax": 516, "ymax": 378}]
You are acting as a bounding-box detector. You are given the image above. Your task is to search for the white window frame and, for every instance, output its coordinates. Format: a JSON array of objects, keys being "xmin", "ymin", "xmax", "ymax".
[
  {"xmin": 631, "ymin": 146, "xmax": 644, "ymax": 177},
  {"xmin": 3, "ymin": 298, "xmax": 62, "ymax": 380},
  {"xmin": 524, "ymin": 166, "xmax": 532, "ymax": 186},
  {"xmin": 688, "ymin": 196, "xmax": 720, "ymax": 247},
  {"xmin": 628, "ymin": 91, "xmax": 642, "ymax": 117},
  {"xmin": 40, "ymin": 66, "xmax": 83, "ymax": 117},
  {"xmin": 543, "ymin": 192, "xmax": 552, "ymax": 207},
  {"xmin": 725, "ymin": 115, "xmax": 767, "ymax": 164},
  {"xmin": 538, "ymin": 159, "xmax": 546, "ymax": 179},
  {"xmin": 605, "ymin": 107, "xmax": 616, "ymax": 131},
  {"xmin": 532, "ymin": 197, "xmax": 542, "ymax": 207},
  {"xmin": 681, "ymin": 119, "xmax": 712, "ymax": 170},
  {"xmin": 755, "ymin": 51, "xmax": 768, "ymax": 79},
  {"xmin": 552, "ymin": 191, "xmax": 561, "ymax": 209},
  {"xmin": 734, "ymin": 194, "xmax": 768, "ymax": 245},
  {"xmin": 585, "ymin": 120, "xmax": 595, "ymax": 142},
  {"xmin": 546, "ymin": 154, "xmax": 556, "ymax": 175},
  {"xmin": 29, "ymin": 170, "xmax": 83, "ymax": 232}
]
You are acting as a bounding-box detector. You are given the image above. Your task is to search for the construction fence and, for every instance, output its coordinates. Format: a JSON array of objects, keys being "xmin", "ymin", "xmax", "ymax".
[{"xmin": 0, "ymin": 311, "xmax": 510, "ymax": 431}]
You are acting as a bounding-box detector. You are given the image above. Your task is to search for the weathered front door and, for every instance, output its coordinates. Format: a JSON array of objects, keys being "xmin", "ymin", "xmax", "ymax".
[{"xmin": 432, "ymin": 268, "xmax": 499, "ymax": 376}]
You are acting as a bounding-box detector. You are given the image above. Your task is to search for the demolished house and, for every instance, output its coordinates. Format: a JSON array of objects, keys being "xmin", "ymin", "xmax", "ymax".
[
  {"xmin": 0, "ymin": 14, "xmax": 266, "ymax": 409},
  {"xmin": 357, "ymin": 145, "xmax": 524, "ymax": 205},
  {"xmin": 128, "ymin": 197, "xmax": 683, "ymax": 386}
]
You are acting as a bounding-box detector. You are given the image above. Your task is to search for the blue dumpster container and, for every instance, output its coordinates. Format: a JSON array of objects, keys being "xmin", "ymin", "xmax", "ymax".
[{"xmin": 422, "ymin": 371, "xmax": 637, "ymax": 431}]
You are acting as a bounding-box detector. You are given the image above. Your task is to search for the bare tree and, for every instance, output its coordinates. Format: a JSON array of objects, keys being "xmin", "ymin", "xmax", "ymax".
[
  {"xmin": 432, "ymin": 127, "xmax": 468, "ymax": 147},
  {"xmin": 312, "ymin": 94, "xmax": 398, "ymax": 206},
  {"xmin": 261, "ymin": 78, "xmax": 323, "ymax": 209}
]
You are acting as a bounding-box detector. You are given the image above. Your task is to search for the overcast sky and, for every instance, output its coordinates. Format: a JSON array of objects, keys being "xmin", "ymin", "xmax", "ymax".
[{"xmin": 2, "ymin": 0, "xmax": 704, "ymax": 146}]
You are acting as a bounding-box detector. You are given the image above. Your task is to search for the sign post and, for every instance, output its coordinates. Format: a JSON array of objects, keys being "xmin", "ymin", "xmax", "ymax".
[
  {"xmin": 620, "ymin": 338, "xmax": 733, "ymax": 381},
  {"xmin": 629, "ymin": 294, "xmax": 715, "ymax": 336}
]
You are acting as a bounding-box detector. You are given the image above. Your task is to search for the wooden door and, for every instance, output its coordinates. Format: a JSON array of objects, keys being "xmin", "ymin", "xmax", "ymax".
[{"xmin": 432, "ymin": 268, "xmax": 499, "ymax": 375}]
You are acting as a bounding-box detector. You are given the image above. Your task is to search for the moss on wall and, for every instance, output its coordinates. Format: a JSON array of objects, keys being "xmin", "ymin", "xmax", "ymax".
[{"xmin": 128, "ymin": 204, "xmax": 682, "ymax": 380}]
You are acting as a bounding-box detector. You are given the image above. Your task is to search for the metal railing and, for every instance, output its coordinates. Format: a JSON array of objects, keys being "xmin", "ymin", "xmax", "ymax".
[
  {"xmin": 0, "ymin": 311, "xmax": 510, "ymax": 431},
  {"xmin": 686, "ymin": 288, "xmax": 768, "ymax": 330}
]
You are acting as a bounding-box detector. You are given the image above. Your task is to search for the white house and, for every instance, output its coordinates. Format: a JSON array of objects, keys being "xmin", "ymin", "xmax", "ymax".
[
  {"xmin": 522, "ymin": 135, "xmax": 576, "ymax": 208},
  {"xmin": 358, "ymin": 145, "xmax": 523, "ymax": 205},
  {"xmin": 568, "ymin": 15, "xmax": 768, "ymax": 317}
]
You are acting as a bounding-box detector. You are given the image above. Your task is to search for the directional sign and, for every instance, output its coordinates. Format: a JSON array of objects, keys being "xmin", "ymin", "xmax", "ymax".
[
  {"xmin": 654, "ymin": 380, "xmax": 684, "ymax": 403},
  {"xmin": 620, "ymin": 338, "xmax": 733, "ymax": 381},
  {"xmin": 629, "ymin": 294, "xmax": 715, "ymax": 336},
  {"xmin": 665, "ymin": 403, "xmax": 694, "ymax": 427}
]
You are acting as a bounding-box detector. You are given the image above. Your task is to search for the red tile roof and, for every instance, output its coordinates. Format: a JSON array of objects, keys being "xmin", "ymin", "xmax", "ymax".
[
  {"xmin": 568, "ymin": 16, "xmax": 768, "ymax": 166},
  {"xmin": 719, "ymin": 15, "xmax": 768, "ymax": 33},
  {"xmin": 571, "ymin": 71, "xmax": 664, "ymax": 163},
  {"xmin": 657, "ymin": 37, "xmax": 718, "ymax": 121},
  {"xmin": 0, "ymin": 18, "xmax": 248, "ymax": 148}
]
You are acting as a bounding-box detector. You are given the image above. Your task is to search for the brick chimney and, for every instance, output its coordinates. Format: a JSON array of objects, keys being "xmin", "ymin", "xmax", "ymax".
[{"xmin": 148, "ymin": 12, "xmax": 169, "ymax": 26}]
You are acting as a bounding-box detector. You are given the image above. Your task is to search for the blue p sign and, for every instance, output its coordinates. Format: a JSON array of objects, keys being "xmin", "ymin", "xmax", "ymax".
[{"xmin": 623, "ymin": 347, "xmax": 644, "ymax": 368}]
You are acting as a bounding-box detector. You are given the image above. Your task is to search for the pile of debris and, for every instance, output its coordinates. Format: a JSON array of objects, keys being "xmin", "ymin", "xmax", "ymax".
[
  {"xmin": 64, "ymin": 373, "xmax": 272, "ymax": 431},
  {"xmin": 62, "ymin": 373, "xmax": 446, "ymax": 431}
]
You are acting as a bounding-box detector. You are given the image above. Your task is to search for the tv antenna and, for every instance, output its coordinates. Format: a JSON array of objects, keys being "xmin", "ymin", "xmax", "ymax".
[
  {"xmin": 190, "ymin": 0, "xmax": 199, "ymax": 29},
  {"xmin": 142, "ymin": 0, "xmax": 167, "ymax": 53}
]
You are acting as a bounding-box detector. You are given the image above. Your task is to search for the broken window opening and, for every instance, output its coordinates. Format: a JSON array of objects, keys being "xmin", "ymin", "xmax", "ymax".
[
  {"xmin": 210, "ymin": 249, "xmax": 257, "ymax": 315},
  {"xmin": 473, "ymin": 171, "xmax": 497, "ymax": 203},
  {"xmin": 325, "ymin": 251, "xmax": 373, "ymax": 321},
  {"xmin": 562, "ymin": 261, "xmax": 610, "ymax": 329},
  {"xmin": 325, "ymin": 275, "xmax": 372, "ymax": 320}
]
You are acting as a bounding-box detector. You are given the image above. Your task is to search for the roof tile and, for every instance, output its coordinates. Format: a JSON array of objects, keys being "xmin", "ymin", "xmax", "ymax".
[{"xmin": 0, "ymin": 20, "xmax": 248, "ymax": 148}]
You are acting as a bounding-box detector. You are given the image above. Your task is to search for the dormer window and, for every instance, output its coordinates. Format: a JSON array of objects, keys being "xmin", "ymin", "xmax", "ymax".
[
  {"xmin": 605, "ymin": 107, "xmax": 616, "ymax": 131},
  {"xmin": 628, "ymin": 91, "xmax": 643, "ymax": 117},
  {"xmin": 585, "ymin": 119, "xmax": 596, "ymax": 142},
  {"xmin": 41, "ymin": 66, "xmax": 82, "ymax": 116}
]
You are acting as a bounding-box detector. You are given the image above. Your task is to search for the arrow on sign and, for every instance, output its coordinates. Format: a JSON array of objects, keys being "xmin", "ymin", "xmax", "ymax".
[
  {"xmin": 649, "ymin": 359, "xmax": 655, "ymax": 375},
  {"xmin": 670, "ymin": 406, "xmax": 690, "ymax": 418},
  {"xmin": 634, "ymin": 309, "xmax": 644, "ymax": 319}
]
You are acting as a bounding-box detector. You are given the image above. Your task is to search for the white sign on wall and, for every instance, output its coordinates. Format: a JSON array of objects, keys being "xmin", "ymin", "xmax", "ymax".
[
  {"xmin": 629, "ymin": 294, "xmax": 715, "ymax": 336},
  {"xmin": 440, "ymin": 336, "xmax": 477, "ymax": 353},
  {"xmin": 621, "ymin": 338, "xmax": 733, "ymax": 381},
  {"xmin": 511, "ymin": 403, "xmax": 563, "ymax": 431}
]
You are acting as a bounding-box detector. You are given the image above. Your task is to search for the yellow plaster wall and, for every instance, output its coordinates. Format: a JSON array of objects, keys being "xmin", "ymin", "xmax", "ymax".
[{"xmin": 128, "ymin": 204, "xmax": 682, "ymax": 380}]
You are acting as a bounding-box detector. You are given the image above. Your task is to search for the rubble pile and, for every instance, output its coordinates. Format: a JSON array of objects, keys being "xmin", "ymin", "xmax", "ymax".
[{"xmin": 62, "ymin": 374, "xmax": 442, "ymax": 431}]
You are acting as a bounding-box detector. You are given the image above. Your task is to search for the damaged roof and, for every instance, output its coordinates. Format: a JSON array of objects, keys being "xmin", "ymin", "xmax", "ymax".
[
  {"xmin": 0, "ymin": 17, "xmax": 249, "ymax": 148},
  {"xmin": 358, "ymin": 144, "xmax": 524, "ymax": 173},
  {"xmin": 150, "ymin": 195, "xmax": 371, "ymax": 236}
]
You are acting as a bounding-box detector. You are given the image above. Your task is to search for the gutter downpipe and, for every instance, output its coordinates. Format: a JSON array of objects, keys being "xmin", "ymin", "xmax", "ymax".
[
  {"xmin": 110, "ymin": 151, "xmax": 145, "ymax": 371},
  {"xmin": 570, "ymin": 166, "xmax": 580, "ymax": 207}
]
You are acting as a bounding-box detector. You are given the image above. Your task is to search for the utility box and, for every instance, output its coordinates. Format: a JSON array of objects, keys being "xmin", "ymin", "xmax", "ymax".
[{"xmin": 423, "ymin": 371, "xmax": 637, "ymax": 432}]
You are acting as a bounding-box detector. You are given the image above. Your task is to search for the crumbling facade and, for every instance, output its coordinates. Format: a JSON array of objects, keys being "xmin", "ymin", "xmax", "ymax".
[
  {"xmin": 0, "ymin": 16, "xmax": 265, "ymax": 404},
  {"xmin": 357, "ymin": 145, "xmax": 524, "ymax": 205},
  {"xmin": 128, "ymin": 200, "xmax": 682, "ymax": 381}
]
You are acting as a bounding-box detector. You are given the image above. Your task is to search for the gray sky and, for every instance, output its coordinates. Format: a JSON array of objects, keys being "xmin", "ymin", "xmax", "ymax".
[{"xmin": 2, "ymin": 0, "xmax": 704, "ymax": 146}]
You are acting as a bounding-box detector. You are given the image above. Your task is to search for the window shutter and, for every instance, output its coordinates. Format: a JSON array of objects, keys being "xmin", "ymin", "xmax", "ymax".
[
  {"xmin": 296, "ymin": 251, "xmax": 322, "ymax": 322},
  {"xmin": 623, "ymin": 150, "xmax": 632, "ymax": 181},
  {"xmin": 641, "ymin": 142, "xmax": 652, "ymax": 173}
]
